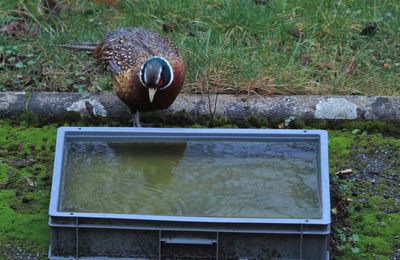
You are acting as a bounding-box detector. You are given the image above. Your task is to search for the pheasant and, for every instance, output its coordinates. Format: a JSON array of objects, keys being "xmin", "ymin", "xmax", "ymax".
[{"xmin": 55, "ymin": 27, "xmax": 185, "ymax": 126}]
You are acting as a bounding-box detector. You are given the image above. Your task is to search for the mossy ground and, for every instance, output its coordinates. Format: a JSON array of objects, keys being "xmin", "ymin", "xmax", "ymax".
[
  {"xmin": 0, "ymin": 120, "xmax": 56, "ymax": 258},
  {"xmin": 328, "ymin": 130, "xmax": 400, "ymax": 259},
  {"xmin": 0, "ymin": 117, "xmax": 399, "ymax": 259}
]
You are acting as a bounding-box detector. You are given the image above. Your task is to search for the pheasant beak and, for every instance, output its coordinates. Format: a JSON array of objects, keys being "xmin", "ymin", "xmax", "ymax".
[{"xmin": 148, "ymin": 88, "xmax": 157, "ymax": 103}]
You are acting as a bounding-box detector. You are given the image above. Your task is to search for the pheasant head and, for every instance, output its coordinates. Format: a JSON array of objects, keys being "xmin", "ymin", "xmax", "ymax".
[{"xmin": 139, "ymin": 56, "xmax": 174, "ymax": 103}]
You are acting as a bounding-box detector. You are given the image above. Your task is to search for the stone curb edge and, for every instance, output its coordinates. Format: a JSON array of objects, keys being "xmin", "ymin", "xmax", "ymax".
[{"xmin": 0, "ymin": 92, "xmax": 399, "ymax": 121}]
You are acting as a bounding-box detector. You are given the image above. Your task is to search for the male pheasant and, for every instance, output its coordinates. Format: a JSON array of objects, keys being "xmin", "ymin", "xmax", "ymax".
[{"xmin": 56, "ymin": 27, "xmax": 185, "ymax": 126}]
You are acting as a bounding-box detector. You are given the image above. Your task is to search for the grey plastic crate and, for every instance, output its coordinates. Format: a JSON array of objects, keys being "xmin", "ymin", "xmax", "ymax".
[{"xmin": 49, "ymin": 127, "xmax": 330, "ymax": 259}]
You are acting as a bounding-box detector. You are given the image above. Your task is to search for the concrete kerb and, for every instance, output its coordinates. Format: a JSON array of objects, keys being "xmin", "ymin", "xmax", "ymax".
[{"xmin": 0, "ymin": 92, "xmax": 399, "ymax": 121}]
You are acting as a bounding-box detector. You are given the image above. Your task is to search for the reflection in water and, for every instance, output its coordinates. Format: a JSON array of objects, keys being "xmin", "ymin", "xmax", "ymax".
[
  {"xmin": 60, "ymin": 141, "xmax": 322, "ymax": 219},
  {"xmin": 109, "ymin": 143, "xmax": 187, "ymax": 187}
]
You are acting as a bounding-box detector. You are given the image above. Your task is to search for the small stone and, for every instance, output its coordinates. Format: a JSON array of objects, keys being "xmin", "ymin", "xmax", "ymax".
[{"xmin": 358, "ymin": 198, "xmax": 368, "ymax": 203}]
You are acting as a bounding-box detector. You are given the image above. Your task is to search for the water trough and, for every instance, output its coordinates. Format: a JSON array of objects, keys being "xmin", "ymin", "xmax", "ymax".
[{"xmin": 49, "ymin": 127, "xmax": 330, "ymax": 259}]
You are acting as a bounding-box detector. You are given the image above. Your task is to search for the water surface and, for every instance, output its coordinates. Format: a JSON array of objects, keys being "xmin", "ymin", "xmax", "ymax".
[{"xmin": 60, "ymin": 140, "xmax": 321, "ymax": 219}]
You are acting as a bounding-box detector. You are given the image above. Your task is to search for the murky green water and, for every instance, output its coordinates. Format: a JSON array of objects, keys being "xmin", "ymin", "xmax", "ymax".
[{"xmin": 60, "ymin": 140, "xmax": 321, "ymax": 219}]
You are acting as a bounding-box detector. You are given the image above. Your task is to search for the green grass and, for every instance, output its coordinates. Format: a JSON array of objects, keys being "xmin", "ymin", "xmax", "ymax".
[{"xmin": 0, "ymin": 0, "xmax": 399, "ymax": 94}]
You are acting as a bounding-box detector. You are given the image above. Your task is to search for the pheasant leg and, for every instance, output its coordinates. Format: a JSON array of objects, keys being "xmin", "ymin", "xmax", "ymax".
[{"xmin": 132, "ymin": 111, "xmax": 142, "ymax": 127}]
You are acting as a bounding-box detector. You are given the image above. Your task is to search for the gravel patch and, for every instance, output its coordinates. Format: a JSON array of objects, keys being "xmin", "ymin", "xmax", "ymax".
[{"xmin": 0, "ymin": 242, "xmax": 43, "ymax": 260}]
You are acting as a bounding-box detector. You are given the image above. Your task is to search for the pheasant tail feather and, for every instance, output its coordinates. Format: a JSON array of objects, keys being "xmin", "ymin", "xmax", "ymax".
[{"xmin": 52, "ymin": 42, "xmax": 99, "ymax": 52}]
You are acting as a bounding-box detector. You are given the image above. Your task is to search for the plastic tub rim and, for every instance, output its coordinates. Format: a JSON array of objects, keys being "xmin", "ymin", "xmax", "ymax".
[{"xmin": 49, "ymin": 127, "xmax": 331, "ymax": 225}]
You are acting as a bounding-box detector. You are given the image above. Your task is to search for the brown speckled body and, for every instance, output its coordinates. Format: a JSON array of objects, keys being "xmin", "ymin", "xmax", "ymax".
[{"xmin": 95, "ymin": 27, "xmax": 185, "ymax": 112}]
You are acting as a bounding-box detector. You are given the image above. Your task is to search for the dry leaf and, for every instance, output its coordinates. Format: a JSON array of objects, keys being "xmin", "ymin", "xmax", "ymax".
[
  {"xmin": 344, "ymin": 58, "xmax": 357, "ymax": 77},
  {"xmin": 318, "ymin": 61, "xmax": 335, "ymax": 70},
  {"xmin": 24, "ymin": 176, "xmax": 35, "ymax": 187},
  {"xmin": 41, "ymin": 0, "xmax": 78, "ymax": 15},
  {"xmin": 14, "ymin": 6, "xmax": 29, "ymax": 19},
  {"xmin": 335, "ymin": 168, "xmax": 354, "ymax": 178},
  {"xmin": 95, "ymin": 0, "xmax": 118, "ymax": 8},
  {"xmin": 300, "ymin": 54, "xmax": 312, "ymax": 64},
  {"xmin": 0, "ymin": 13, "xmax": 38, "ymax": 38},
  {"xmin": 0, "ymin": 20, "xmax": 29, "ymax": 37}
]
